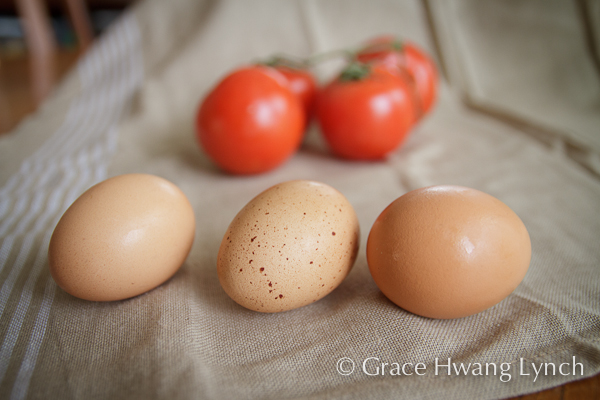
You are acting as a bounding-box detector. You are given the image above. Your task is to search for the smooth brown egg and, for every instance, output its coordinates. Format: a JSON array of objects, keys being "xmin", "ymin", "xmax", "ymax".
[
  {"xmin": 48, "ymin": 174, "xmax": 195, "ymax": 301},
  {"xmin": 217, "ymin": 180, "xmax": 360, "ymax": 313},
  {"xmin": 367, "ymin": 185, "xmax": 531, "ymax": 319}
]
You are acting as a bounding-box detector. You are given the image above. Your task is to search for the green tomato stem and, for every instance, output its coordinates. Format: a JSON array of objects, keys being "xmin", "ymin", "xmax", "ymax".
[
  {"xmin": 259, "ymin": 37, "xmax": 405, "ymax": 71},
  {"xmin": 355, "ymin": 38, "xmax": 404, "ymax": 58},
  {"xmin": 339, "ymin": 62, "xmax": 371, "ymax": 81},
  {"xmin": 262, "ymin": 53, "xmax": 309, "ymax": 70}
]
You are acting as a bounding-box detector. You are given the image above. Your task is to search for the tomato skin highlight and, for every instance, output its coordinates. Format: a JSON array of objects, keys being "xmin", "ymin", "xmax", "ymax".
[
  {"xmin": 274, "ymin": 66, "xmax": 317, "ymax": 122},
  {"xmin": 196, "ymin": 66, "xmax": 304, "ymax": 175},
  {"xmin": 356, "ymin": 36, "xmax": 438, "ymax": 117},
  {"xmin": 316, "ymin": 67, "xmax": 417, "ymax": 160}
]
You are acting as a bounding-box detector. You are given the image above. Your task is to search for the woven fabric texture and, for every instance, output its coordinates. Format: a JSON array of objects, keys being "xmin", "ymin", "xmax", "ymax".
[{"xmin": 0, "ymin": 0, "xmax": 598, "ymax": 399}]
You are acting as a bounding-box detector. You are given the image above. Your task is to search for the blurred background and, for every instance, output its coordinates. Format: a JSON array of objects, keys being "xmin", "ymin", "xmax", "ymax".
[{"xmin": 0, "ymin": 0, "xmax": 133, "ymax": 133}]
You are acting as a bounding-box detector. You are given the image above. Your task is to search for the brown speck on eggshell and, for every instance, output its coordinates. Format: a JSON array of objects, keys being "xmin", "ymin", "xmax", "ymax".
[{"xmin": 217, "ymin": 180, "xmax": 360, "ymax": 313}]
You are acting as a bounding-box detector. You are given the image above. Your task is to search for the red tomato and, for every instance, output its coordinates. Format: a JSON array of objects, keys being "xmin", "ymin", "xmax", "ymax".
[
  {"xmin": 196, "ymin": 66, "xmax": 304, "ymax": 175},
  {"xmin": 356, "ymin": 36, "xmax": 438, "ymax": 118},
  {"xmin": 315, "ymin": 64, "xmax": 417, "ymax": 160},
  {"xmin": 274, "ymin": 66, "xmax": 317, "ymax": 123}
]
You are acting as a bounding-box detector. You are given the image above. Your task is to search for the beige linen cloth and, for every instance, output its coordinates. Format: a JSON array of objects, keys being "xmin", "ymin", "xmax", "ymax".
[{"xmin": 1, "ymin": 0, "xmax": 599, "ymax": 399}]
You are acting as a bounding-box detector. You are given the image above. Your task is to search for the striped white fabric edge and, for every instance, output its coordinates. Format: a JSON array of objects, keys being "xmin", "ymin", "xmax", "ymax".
[{"xmin": 0, "ymin": 11, "xmax": 144, "ymax": 400}]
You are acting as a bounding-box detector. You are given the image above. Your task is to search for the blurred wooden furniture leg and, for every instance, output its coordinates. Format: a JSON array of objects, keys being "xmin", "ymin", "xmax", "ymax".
[
  {"xmin": 0, "ymin": 0, "xmax": 93, "ymax": 134},
  {"xmin": 64, "ymin": 0, "xmax": 94, "ymax": 50},
  {"xmin": 0, "ymin": 63, "xmax": 12, "ymax": 133},
  {"xmin": 15, "ymin": 0, "xmax": 57, "ymax": 58},
  {"xmin": 15, "ymin": 0, "xmax": 93, "ymax": 106},
  {"xmin": 15, "ymin": 0, "xmax": 58, "ymax": 105}
]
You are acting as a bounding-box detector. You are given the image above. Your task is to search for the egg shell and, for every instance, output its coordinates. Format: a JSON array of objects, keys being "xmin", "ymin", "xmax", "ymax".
[
  {"xmin": 367, "ymin": 185, "xmax": 531, "ymax": 319},
  {"xmin": 48, "ymin": 174, "xmax": 196, "ymax": 301},
  {"xmin": 217, "ymin": 180, "xmax": 360, "ymax": 313}
]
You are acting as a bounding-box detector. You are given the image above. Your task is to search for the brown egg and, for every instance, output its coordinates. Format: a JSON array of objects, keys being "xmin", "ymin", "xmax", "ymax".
[
  {"xmin": 367, "ymin": 185, "xmax": 531, "ymax": 319},
  {"xmin": 48, "ymin": 174, "xmax": 195, "ymax": 301},
  {"xmin": 218, "ymin": 180, "xmax": 360, "ymax": 313}
]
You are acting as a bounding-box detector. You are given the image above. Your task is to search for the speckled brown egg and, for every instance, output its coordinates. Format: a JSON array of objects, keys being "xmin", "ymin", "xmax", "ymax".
[
  {"xmin": 48, "ymin": 174, "xmax": 195, "ymax": 301},
  {"xmin": 367, "ymin": 185, "xmax": 531, "ymax": 319},
  {"xmin": 217, "ymin": 180, "xmax": 360, "ymax": 312}
]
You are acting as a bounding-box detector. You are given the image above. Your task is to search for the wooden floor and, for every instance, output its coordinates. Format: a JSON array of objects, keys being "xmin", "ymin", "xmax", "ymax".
[
  {"xmin": 0, "ymin": 49, "xmax": 599, "ymax": 400},
  {"xmin": 510, "ymin": 374, "xmax": 600, "ymax": 400},
  {"xmin": 0, "ymin": 48, "xmax": 82, "ymax": 134}
]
